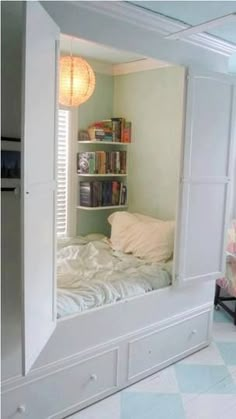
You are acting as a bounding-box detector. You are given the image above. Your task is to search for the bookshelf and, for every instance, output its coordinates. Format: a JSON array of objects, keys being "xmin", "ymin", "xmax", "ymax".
[
  {"xmin": 76, "ymin": 205, "xmax": 128, "ymax": 211},
  {"xmin": 77, "ymin": 141, "xmax": 129, "ymax": 210},
  {"xmin": 78, "ymin": 141, "xmax": 129, "ymax": 146},
  {"xmin": 77, "ymin": 174, "xmax": 127, "ymax": 178}
]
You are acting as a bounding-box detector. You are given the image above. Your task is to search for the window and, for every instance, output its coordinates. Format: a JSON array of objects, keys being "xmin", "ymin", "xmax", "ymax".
[{"xmin": 57, "ymin": 109, "xmax": 69, "ymax": 236}]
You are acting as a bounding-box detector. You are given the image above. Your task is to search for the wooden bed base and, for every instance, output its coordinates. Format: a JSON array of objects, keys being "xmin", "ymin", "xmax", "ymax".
[{"xmin": 214, "ymin": 284, "xmax": 236, "ymax": 325}]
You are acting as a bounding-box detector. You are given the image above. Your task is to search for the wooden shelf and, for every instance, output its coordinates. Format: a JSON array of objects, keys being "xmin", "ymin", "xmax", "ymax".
[
  {"xmin": 78, "ymin": 141, "xmax": 129, "ymax": 145},
  {"xmin": 77, "ymin": 173, "xmax": 127, "ymax": 177},
  {"xmin": 77, "ymin": 205, "xmax": 128, "ymax": 211}
]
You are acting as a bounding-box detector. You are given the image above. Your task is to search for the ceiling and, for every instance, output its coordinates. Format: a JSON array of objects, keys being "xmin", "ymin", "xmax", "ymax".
[
  {"xmin": 128, "ymin": 1, "xmax": 236, "ymax": 44},
  {"xmin": 60, "ymin": 34, "xmax": 145, "ymax": 64}
]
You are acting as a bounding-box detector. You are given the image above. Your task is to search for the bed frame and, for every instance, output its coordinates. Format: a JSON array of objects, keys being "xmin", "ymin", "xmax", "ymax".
[
  {"xmin": 214, "ymin": 284, "xmax": 236, "ymax": 325},
  {"xmin": 2, "ymin": 280, "xmax": 215, "ymax": 419}
]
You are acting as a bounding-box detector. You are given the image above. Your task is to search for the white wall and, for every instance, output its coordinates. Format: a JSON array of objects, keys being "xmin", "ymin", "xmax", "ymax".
[
  {"xmin": 1, "ymin": 1, "xmax": 23, "ymax": 381},
  {"xmin": 113, "ymin": 66, "xmax": 185, "ymax": 220}
]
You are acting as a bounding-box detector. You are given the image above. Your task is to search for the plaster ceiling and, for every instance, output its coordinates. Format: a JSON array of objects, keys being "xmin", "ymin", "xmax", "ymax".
[
  {"xmin": 60, "ymin": 34, "xmax": 146, "ymax": 64},
  {"xmin": 128, "ymin": 1, "xmax": 236, "ymax": 44}
]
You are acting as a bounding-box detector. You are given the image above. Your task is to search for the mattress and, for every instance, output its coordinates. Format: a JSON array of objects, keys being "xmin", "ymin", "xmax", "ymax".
[{"xmin": 57, "ymin": 236, "xmax": 173, "ymax": 319}]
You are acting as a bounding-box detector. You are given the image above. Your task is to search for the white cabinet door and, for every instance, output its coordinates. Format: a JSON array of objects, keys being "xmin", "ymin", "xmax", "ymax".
[
  {"xmin": 21, "ymin": 2, "xmax": 59, "ymax": 374},
  {"xmin": 174, "ymin": 71, "xmax": 236, "ymax": 285}
]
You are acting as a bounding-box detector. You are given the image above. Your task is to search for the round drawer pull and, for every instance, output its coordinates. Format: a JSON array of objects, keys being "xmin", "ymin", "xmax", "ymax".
[
  {"xmin": 191, "ymin": 329, "xmax": 197, "ymax": 335},
  {"xmin": 17, "ymin": 405, "xmax": 26, "ymax": 414},
  {"xmin": 90, "ymin": 373, "xmax": 98, "ymax": 382}
]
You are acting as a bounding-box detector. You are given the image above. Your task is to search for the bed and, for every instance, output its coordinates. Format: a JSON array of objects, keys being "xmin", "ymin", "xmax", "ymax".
[{"xmin": 57, "ymin": 235, "xmax": 173, "ymax": 318}]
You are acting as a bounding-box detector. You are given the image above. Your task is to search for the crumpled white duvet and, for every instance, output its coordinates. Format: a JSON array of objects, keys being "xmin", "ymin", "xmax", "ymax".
[{"xmin": 57, "ymin": 237, "xmax": 172, "ymax": 318}]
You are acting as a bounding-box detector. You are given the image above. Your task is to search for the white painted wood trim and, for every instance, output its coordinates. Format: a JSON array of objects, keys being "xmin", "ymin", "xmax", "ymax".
[
  {"xmin": 75, "ymin": 1, "xmax": 236, "ymax": 56},
  {"xmin": 78, "ymin": 141, "xmax": 129, "ymax": 145},
  {"xmin": 166, "ymin": 13, "xmax": 236, "ymax": 40},
  {"xmin": 1, "ymin": 303, "xmax": 212, "ymax": 392},
  {"xmin": 127, "ymin": 310, "xmax": 211, "ymax": 380},
  {"xmin": 113, "ymin": 58, "xmax": 170, "ymax": 75},
  {"xmin": 77, "ymin": 174, "xmax": 127, "ymax": 178},
  {"xmin": 76, "ymin": 205, "xmax": 128, "ymax": 211}
]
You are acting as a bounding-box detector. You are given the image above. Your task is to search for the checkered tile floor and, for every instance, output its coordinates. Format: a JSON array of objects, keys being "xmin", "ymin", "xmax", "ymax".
[{"xmin": 69, "ymin": 309, "xmax": 236, "ymax": 419}]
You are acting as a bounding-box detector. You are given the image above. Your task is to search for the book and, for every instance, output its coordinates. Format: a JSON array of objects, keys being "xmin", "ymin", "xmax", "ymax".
[
  {"xmin": 77, "ymin": 152, "xmax": 96, "ymax": 174},
  {"xmin": 123, "ymin": 121, "xmax": 132, "ymax": 143},
  {"xmin": 112, "ymin": 181, "xmax": 120, "ymax": 205},
  {"xmin": 120, "ymin": 184, "xmax": 127, "ymax": 205},
  {"xmin": 111, "ymin": 117, "xmax": 125, "ymax": 142},
  {"xmin": 120, "ymin": 151, "xmax": 127, "ymax": 174},
  {"xmin": 92, "ymin": 181, "xmax": 101, "ymax": 207},
  {"xmin": 115, "ymin": 151, "xmax": 120, "ymax": 174},
  {"xmin": 88, "ymin": 120, "xmax": 113, "ymax": 141},
  {"xmin": 79, "ymin": 182, "xmax": 93, "ymax": 207},
  {"xmin": 79, "ymin": 180, "xmax": 127, "ymax": 207}
]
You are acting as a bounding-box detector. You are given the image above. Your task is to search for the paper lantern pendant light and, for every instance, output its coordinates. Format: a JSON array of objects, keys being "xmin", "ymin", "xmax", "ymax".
[{"xmin": 59, "ymin": 56, "xmax": 96, "ymax": 107}]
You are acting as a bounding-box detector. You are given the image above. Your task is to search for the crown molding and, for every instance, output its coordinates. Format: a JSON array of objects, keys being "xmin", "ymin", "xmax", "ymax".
[
  {"xmin": 113, "ymin": 58, "xmax": 170, "ymax": 75},
  {"xmin": 75, "ymin": 1, "xmax": 236, "ymax": 57}
]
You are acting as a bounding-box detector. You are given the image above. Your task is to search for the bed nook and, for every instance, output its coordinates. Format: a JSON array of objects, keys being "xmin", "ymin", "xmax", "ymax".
[
  {"xmin": 56, "ymin": 35, "xmax": 184, "ymax": 320},
  {"xmin": 1, "ymin": 2, "xmax": 236, "ymax": 419}
]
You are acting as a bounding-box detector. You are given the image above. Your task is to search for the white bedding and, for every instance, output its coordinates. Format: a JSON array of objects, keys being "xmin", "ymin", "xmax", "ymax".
[{"xmin": 57, "ymin": 236, "xmax": 172, "ymax": 318}]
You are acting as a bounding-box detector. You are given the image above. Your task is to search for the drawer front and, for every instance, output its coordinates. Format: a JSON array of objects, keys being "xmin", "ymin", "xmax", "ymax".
[
  {"xmin": 128, "ymin": 311, "xmax": 210, "ymax": 380},
  {"xmin": 2, "ymin": 348, "xmax": 118, "ymax": 419}
]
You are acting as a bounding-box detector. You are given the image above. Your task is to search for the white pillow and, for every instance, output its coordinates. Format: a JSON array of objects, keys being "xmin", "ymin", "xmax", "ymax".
[
  {"xmin": 108, "ymin": 212, "xmax": 138, "ymax": 251},
  {"xmin": 108, "ymin": 212, "xmax": 175, "ymax": 263},
  {"xmin": 133, "ymin": 213, "xmax": 164, "ymax": 224}
]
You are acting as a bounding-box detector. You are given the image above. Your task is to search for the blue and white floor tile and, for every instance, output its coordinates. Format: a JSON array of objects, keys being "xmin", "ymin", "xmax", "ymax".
[{"xmin": 69, "ymin": 309, "xmax": 236, "ymax": 419}]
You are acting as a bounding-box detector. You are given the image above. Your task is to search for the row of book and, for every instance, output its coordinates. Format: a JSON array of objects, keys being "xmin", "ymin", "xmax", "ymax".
[
  {"xmin": 77, "ymin": 151, "xmax": 127, "ymax": 175},
  {"xmin": 88, "ymin": 118, "xmax": 131, "ymax": 143},
  {"xmin": 79, "ymin": 181, "xmax": 127, "ymax": 207}
]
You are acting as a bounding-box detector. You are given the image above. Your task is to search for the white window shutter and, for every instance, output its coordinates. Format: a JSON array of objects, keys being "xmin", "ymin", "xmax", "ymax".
[
  {"xmin": 21, "ymin": 2, "xmax": 59, "ymax": 374},
  {"xmin": 57, "ymin": 110, "xmax": 69, "ymax": 236},
  {"xmin": 174, "ymin": 71, "xmax": 236, "ymax": 285}
]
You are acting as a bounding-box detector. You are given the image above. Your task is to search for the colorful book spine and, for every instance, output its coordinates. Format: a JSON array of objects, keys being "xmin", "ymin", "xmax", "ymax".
[
  {"xmin": 77, "ymin": 152, "xmax": 96, "ymax": 174},
  {"xmin": 123, "ymin": 121, "xmax": 132, "ymax": 143},
  {"xmin": 79, "ymin": 181, "xmax": 127, "ymax": 207}
]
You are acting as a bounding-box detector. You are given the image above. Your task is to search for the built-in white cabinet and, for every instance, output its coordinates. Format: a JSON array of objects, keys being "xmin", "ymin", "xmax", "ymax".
[
  {"xmin": 21, "ymin": 1, "xmax": 59, "ymax": 374},
  {"xmin": 20, "ymin": 2, "xmax": 236, "ymax": 376},
  {"xmin": 174, "ymin": 72, "xmax": 236, "ymax": 285}
]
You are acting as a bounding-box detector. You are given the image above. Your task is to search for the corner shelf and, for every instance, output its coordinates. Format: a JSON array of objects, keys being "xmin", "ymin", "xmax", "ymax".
[
  {"xmin": 77, "ymin": 136, "xmax": 129, "ymax": 211},
  {"xmin": 77, "ymin": 173, "xmax": 127, "ymax": 177},
  {"xmin": 78, "ymin": 141, "xmax": 129, "ymax": 146},
  {"xmin": 77, "ymin": 205, "xmax": 128, "ymax": 211}
]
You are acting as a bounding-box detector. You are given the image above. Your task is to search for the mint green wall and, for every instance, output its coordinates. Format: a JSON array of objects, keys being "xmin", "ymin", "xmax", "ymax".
[
  {"xmin": 77, "ymin": 72, "xmax": 114, "ymax": 236},
  {"xmin": 113, "ymin": 66, "xmax": 185, "ymax": 221},
  {"xmin": 77, "ymin": 66, "xmax": 185, "ymax": 236},
  {"xmin": 78, "ymin": 72, "xmax": 114, "ymax": 129}
]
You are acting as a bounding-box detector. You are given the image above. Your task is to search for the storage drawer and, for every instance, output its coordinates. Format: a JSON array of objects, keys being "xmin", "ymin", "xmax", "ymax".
[
  {"xmin": 128, "ymin": 311, "xmax": 210, "ymax": 380},
  {"xmin": 2, "ymin": 348, "xmax": 118, "ymax": 419}
]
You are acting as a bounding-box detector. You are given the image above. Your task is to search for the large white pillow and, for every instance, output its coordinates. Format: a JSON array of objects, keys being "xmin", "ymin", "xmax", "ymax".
[{"xmin": 108, "ymin": 212, "xmax": 175, "ymax": 263}]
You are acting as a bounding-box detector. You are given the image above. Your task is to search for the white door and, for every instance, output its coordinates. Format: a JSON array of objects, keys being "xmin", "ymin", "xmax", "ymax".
[
  {"xmin": 21, "ymin": 2, "xmax": 59, "ymax": 374},
  {"xmin": 174, "ymin": 71, "xmax": 236, "ymax": 285}
]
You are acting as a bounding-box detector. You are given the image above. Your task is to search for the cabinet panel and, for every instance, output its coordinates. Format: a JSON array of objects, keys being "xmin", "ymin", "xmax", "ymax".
[
  {"xmin": 128, "ymin": 311, "xmax": 210, "ymax": 380},
  {"xmin": 2, "ymin": 349, "xmax": 118, "ymax": 419},
  {"xmin": 21, "ymin": 1, "xmax": 59, "ymax": 374},
  {"xmin": 174, "ymin": 71, "xmax": 235, "ymax": 285}
]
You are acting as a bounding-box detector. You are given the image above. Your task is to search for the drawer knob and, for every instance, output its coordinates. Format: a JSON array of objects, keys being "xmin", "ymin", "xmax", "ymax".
[
  {"xmin": 90, "ymin": 373, "xmax": 98, "ymax": 382},
  {"xmin": 17, "ymin": 405, "xmax": 26, "ymax": 414},
  {"xmin": 191, "ymin": 329, "xmax": 197, "ymax": 335}
]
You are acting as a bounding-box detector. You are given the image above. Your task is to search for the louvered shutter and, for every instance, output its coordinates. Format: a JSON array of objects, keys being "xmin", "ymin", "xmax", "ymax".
[{"xmin": 57, "ymin": 109, "xmax": 69, "ymax": 236}]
